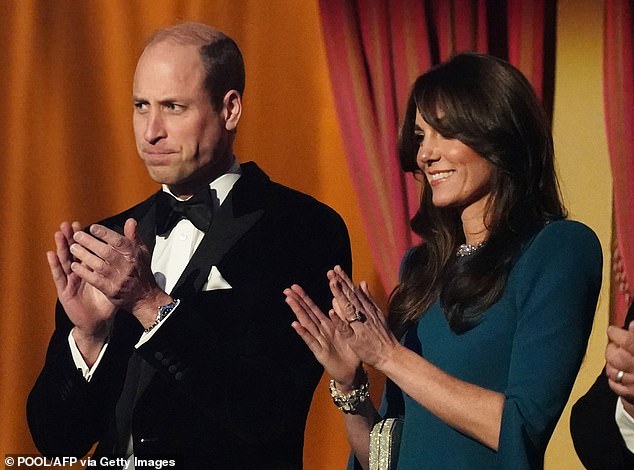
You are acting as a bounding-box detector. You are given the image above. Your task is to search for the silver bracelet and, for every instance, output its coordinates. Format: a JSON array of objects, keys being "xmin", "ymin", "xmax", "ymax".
[{"xmin": 328, "ymin": 369, "xmax": 370, "ymax": 413}]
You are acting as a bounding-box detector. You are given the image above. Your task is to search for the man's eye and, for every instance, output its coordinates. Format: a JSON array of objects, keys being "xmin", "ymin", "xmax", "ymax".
[
  {"xmin": 134, "ymin": 102, "xmax": 148, "ymax": 111},
  {"xmin": 164, "ymin": 103, "xmax": 183, "ymax": 111}
]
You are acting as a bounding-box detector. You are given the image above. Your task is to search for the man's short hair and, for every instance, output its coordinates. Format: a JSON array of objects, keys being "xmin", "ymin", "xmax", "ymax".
[{"xmin": 146, "ymin": 22, "xmax": 245, "ymax": 110}]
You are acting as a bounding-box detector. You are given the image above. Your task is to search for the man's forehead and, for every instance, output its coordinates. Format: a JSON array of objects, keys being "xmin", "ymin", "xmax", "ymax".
[
  {"xmin": 139, "ymin": 40, "xmax": 201, "ymax": 63},
  {"xmin": 133, "ymin": 42, "xmax": 206, "ymax": 95}
]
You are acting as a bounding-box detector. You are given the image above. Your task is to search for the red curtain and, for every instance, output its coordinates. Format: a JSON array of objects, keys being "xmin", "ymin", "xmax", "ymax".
[
  {"xmin": 604, "ymin": 0, "xmax": 634, "ymax": 326},
  {"xmin": 319, "ymin": 0, "xmax": 556, "ymax": 293}
]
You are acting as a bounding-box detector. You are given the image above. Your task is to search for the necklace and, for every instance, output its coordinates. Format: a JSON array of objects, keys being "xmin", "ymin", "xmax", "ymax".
[{"xmin": 456, "ymin": 241, "xmax": 485, "ymax": 257}]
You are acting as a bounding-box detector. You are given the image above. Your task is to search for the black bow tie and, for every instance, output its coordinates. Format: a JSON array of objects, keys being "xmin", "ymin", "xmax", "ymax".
[{"xmin": 156, "ymin": 187, "xmax": 214, "ymax": 234}]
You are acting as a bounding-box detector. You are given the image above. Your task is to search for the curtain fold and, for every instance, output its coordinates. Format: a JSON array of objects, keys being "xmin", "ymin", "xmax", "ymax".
[
  {"xmin": 1, "ymin": 3, "xmax": 375, "ymax": 467},
  {"xmin": 319, "ymin": 0, "xmax": 555, "ymax": 292},
  {"xmin": 604, "ymin": 0, "xmax": 634, "ymax": 326}
]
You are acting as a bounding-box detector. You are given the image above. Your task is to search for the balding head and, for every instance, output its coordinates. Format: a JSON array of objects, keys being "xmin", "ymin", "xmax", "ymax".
[{"xmin": 144, "ymin": 22, "xmax": 245, "ymax": 110}]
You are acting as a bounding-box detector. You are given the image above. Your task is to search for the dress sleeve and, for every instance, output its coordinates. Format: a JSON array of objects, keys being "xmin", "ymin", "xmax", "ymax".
[{"xmin": 497, "ymin": 221, "xmax": 602, "ymax": 469}]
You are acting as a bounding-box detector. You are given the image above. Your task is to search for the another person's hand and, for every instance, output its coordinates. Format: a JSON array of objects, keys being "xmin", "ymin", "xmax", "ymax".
[
  {"xmin": 68, "ymin": 218, "xmax": 169, "ymax": 326},
  {"xmin": 328, "ymin": 266, "xmax": 400, "ymax": 371},
  {"xmin": 47, "ymin": 221, "xmax": 116, "ymax": 343},
  {"xmin": 606, "ymin": 321, "xmax": 634, "ymax": 417},
  {"xmin": 284, "ymin": 283, "xmax": 361, "ymax": 389}
]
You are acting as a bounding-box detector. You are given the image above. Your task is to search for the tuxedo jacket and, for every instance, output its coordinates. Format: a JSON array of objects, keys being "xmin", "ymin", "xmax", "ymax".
[
  {"xmin": 27, "ymin": 162, "xmax": 352, "ymax": 469},
  {"xmin": 570, "ymin": 302, "xmax": 634, "ymax": 469}
]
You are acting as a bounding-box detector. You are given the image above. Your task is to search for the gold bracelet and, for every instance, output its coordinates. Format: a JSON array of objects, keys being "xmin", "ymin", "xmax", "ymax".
[{"xmin": 328, "ymin": 370, "xmax": 370, "ymax": 413}]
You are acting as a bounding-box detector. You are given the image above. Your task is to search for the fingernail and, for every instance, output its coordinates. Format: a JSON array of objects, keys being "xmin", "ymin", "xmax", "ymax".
[{"xmin": 91, "ymin": 225, "xmax": 103, "ymax": 236}]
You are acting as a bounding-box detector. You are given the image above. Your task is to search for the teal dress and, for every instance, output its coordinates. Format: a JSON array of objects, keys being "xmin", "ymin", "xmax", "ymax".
[{"xmin": 351, "ymin": 220, "xmax": 602, "ymax": 469}]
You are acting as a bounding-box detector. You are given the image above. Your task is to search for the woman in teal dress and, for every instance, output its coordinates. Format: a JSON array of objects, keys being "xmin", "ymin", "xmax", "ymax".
[{"xmin": 284, "ymin": 53, "xmax": 602, "ymax": 469}]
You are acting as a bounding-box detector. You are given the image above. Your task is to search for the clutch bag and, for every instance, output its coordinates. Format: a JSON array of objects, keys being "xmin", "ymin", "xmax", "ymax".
[{"xmin": 369, "ymin": 417, "xmax": 403, "ymax": 470}]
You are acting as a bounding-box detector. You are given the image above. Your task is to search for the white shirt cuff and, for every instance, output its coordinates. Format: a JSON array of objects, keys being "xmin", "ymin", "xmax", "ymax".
[
  {"xmin": 615, "ymin": 397, "xmax": 634, "ymax": 452},
  {"xmin": 68, "ymin": 330, "xmax": 109, "ymax": 382}
]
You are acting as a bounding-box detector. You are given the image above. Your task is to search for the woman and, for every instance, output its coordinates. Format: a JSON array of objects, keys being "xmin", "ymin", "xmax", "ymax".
[{"xmin": 284, "ymin": 53, "xmax": 602, "ymax": 469}]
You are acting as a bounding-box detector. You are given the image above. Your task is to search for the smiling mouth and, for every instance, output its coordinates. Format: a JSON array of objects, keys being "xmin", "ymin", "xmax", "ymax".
[{"xmin": 429, "ymin": 170, "xmax": 454, "ymax": 182}]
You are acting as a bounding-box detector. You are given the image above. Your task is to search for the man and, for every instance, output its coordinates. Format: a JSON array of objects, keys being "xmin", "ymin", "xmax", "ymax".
[
  {"xmin": 570, "ymin": 301, "xmax": 634, "ymax": 469},
  {"xmin": 27, "ymin": 23, "xmax": 351, "ymax": 469}
]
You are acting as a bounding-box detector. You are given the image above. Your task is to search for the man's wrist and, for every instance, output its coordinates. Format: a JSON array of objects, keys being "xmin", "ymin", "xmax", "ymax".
[
  {"xmin": 132, "ymin": 290, "xmax": 173, "ymax": 328},
  {"xmin": 144, "ymin": 298, "xmax": 180, "ymax": 333},
  {"xmin": 71, "ymin": 326, "xmax": 109, "ymax": 367},
  {"xmin": 623, "ymin": 398, "xmax": 634, "ymax": 419}
]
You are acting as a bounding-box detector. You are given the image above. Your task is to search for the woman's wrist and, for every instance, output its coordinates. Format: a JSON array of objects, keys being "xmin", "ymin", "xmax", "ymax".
[
  {"xmin": 332, "ymin": 367, "xmax": 366, "ymax": 392},
  {"xmin": 329, "ymin": 368, "xmax": 370, "ymax": 413},
  {"xmin": 373, "ymin": 342, "xmax": 403, "ymax": 375}
]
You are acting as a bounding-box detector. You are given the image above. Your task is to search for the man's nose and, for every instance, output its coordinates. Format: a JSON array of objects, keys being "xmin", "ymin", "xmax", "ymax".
[{"xmin": 144, "ymin": 111, "xmax": 166, "ymax": 144}]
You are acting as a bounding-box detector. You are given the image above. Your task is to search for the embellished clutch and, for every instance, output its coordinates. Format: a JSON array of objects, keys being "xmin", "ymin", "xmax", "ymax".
[{"xmin": 369, "ymin": 418, "xmax": 403, "ymax": 470}]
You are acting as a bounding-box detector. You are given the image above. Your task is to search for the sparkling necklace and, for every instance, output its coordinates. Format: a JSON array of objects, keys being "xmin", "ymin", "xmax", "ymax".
[{"xmin": 456, "ymin": 241, "xmax": 486, "ymax": 257}]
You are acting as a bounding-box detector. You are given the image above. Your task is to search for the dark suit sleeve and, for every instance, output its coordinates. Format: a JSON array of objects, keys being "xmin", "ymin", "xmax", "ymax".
[
  {"xmin": 570, "ymin": 306, "xmax": 634, "ymax": 470},
  {"xmin": 27, "ymin": 302, "xmax": 137, "ymax": 456}
]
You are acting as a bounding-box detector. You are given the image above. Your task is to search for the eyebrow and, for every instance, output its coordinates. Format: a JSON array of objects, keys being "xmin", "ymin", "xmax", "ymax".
[{"xmin": 132, "ymin": 97, "xmax": 190, "ymax": 108}]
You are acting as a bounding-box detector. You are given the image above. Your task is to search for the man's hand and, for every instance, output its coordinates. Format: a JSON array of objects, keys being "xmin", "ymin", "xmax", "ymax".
[
  {"xmin": 47, "ymin": 221, "xmax": 117, "ymax": 364},
  {"xmin": 68, "ymin": 218, "xmax": 171, "ymax": 329},
  {"xmin": 606, "ymin": 321, "xmax": 634, "ymax": 417}
]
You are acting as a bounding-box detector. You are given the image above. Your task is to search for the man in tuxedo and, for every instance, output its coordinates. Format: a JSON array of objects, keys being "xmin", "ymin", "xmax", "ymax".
[
  {"xmin": 570, "ymin": 301, "xmax": 634, "ymax": 469},
  {"xmin": 27, "ymin": 22, "xmax": 351, "ymax": 469}
]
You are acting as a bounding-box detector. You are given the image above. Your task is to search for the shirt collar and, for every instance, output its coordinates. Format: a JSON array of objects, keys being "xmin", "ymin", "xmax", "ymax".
[{"xmin": 161, "ymin": 157, "xmax": 242, "ymax": 207}]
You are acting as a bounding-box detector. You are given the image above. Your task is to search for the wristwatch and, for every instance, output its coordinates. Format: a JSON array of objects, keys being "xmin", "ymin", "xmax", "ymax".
[{"xmin": 144, "ymin": 298, "xmax": 180, "ymax": 333}]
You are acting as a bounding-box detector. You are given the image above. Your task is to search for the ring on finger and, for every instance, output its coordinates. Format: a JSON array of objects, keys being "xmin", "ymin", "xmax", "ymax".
[
  {"xmin": 347, "ymin": 310, "xmax": 366, "ymax": 324},
  {"xmin": 616, "ymin": 369, "xmax": 625, "ymax": 384}
]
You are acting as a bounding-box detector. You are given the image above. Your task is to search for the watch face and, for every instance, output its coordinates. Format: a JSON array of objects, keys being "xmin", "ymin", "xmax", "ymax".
[{"xmin": 158, "ymin": 299, "xmax": 179, "ymax": 319}]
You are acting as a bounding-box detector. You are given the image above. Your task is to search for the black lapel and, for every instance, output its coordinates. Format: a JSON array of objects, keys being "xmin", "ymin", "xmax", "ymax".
[
  {"xmin": 136, "ymin": 198, "xmax": 158, "ymax": 253},
  {"xmin": 170, "ymin": 162, "xmax": 268, "ymax": 297}
]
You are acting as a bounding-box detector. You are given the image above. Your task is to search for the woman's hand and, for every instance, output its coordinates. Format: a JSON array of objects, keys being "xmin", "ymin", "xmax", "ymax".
[
  {"xmin": 284, "ymin": 284, "xmax": 361, "ymax": 388},
  {"xmin": 328, "ymin": 266, "xmax": 400, "ymax": 371}
]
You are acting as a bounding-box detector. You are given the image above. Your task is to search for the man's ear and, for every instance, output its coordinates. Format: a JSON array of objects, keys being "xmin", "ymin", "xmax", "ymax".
[{"xmin": 222, "ymin": 90, "xmax": 242, "ymax": 132}]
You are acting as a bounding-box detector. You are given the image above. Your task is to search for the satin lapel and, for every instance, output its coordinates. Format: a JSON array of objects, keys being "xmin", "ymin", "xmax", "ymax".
[
  {"xmin": 103, "ymin": 192, "xmax": 158, "ymax": 254},
  {"xmin": 136, "ymin": 198, "xmax": 158, "ymax": 253},
  {"xmin": 170, "ymin": 195, "xmax": 263, "ymax": 298},
  {"xmin": 170, "ymin": 163, "xmax": 268, "ymax": 298}
]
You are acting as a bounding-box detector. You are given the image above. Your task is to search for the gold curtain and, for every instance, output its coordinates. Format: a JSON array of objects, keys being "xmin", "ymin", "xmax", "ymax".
[{"xmin": 0, "ymin": 1, "xmax": 383, "ymax": 467}]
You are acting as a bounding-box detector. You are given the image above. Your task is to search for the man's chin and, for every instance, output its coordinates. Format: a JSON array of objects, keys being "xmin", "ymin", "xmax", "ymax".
[{"xmin": 145, "ymin": 166, "xmax": 182, "ymax": 186}]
